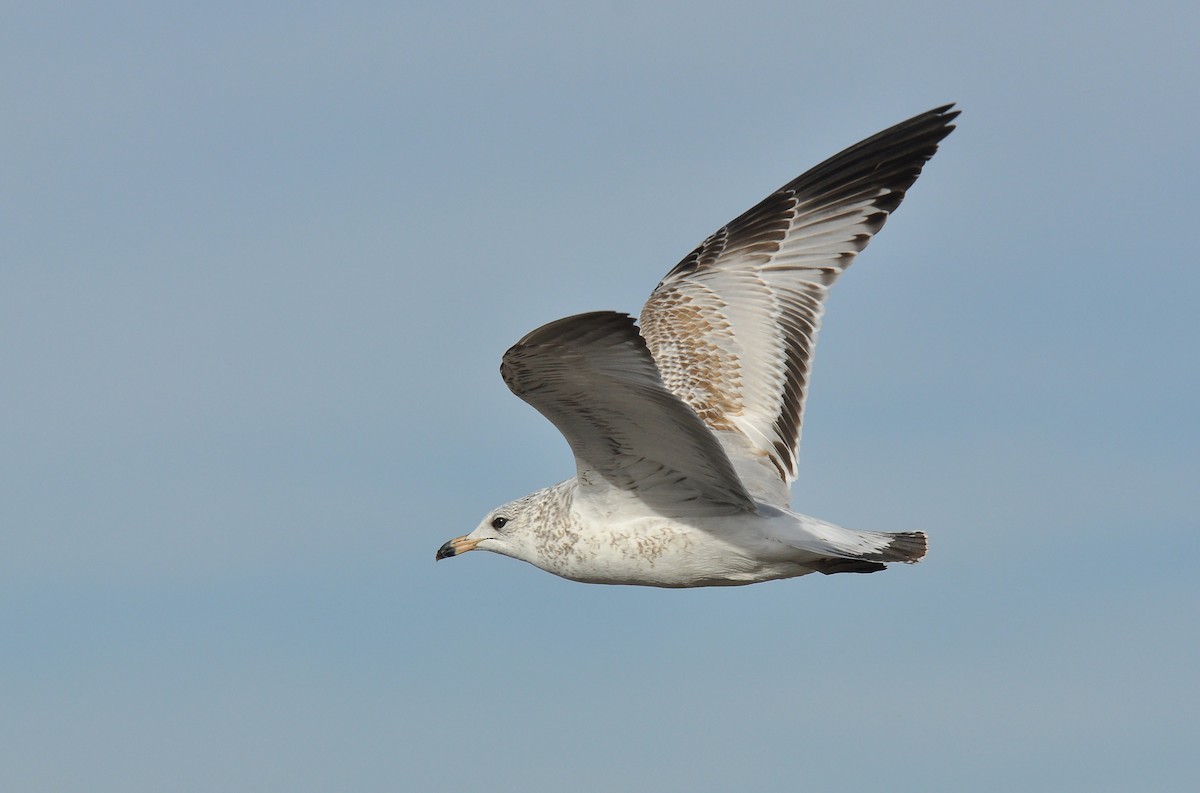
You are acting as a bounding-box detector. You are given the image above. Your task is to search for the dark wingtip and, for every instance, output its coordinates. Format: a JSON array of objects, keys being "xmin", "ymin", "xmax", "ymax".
[{"xmin": 812, "ymin": 558, "xmax": 888, "ymax": 575}]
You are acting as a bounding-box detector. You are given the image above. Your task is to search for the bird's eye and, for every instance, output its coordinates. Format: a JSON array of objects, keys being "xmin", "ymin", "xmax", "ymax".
[{"xmin": 490, "ymin": 516, "xmax": 508, "ymax": 530}]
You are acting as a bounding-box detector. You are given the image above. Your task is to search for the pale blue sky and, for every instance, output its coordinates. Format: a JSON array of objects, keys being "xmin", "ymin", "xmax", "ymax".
[{"xmin": 3, "ymin": 2, "xmax": 1198, "ymax": 791}]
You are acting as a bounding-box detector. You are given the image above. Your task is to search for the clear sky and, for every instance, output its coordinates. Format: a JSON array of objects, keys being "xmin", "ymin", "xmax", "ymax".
[{"xmin": 3, "ymin": 2, "xmax": 1198, "ymax": 791}]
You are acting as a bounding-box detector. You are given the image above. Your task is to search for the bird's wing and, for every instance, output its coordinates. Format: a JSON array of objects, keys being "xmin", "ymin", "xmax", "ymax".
[
  {"xmin": 500, "ymin": 311, "xmax": 756, "ymax": 517},
  {"xmin": 640, "ymin": 104, "xmax": 957, "ymax": 506}
]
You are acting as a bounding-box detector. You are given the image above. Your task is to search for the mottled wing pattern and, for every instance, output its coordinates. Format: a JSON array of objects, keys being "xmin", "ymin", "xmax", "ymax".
[
  {"xmin": 501, "ymin": 311, "xmax": 756, "ymax": 517},
  {"xmin": 640, "ymin": 105, "xmax": 958, "ymax": 505}
]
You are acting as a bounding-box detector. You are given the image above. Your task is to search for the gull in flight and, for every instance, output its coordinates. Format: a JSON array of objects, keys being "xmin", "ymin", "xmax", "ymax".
[{"xmin": 437, "ymin": 105, "xmax": 957, "ymax": 587}]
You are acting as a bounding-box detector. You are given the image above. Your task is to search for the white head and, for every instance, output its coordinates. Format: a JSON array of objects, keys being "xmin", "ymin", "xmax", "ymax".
[{"xmin": 435, "ymin": 493, "xmax": 544, "ymax": 566}]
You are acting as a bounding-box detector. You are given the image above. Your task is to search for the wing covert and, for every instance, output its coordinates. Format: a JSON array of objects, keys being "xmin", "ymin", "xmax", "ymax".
[{"xmin": 500, "ymin": 311, "xmax": 756, "ymax": 516}]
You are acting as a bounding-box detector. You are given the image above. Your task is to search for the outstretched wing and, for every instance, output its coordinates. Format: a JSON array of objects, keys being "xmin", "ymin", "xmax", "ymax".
[
  {"xmin": 640, "ymin": 104, "xmax": 958, "ymax": 506},
  {"xmin": 501, "ymin": 311, "xmax": 756, "ymax": 517}
]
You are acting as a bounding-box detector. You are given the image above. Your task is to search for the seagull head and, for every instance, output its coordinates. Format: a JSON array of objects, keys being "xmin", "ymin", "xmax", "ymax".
[{"xmin": 435, "ymin": 495, "xmax": 538, "ymax": 563}]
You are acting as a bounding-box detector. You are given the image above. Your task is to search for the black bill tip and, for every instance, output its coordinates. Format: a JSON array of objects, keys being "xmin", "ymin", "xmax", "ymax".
[{"xmin": 435, "ymin": 540, "xmax": 457, "ymax": 561}]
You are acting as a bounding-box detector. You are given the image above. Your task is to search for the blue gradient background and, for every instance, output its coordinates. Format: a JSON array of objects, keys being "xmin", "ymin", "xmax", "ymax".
[{"xmin": 3, "ymin": 2, "xmax": 1197, "ymax": 791}]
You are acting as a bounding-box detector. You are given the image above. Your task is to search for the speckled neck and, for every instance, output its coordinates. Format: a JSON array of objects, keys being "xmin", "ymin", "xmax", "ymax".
[{"xmin": 525, "ymin": 479, "xmax": 585, "ymax": 570}]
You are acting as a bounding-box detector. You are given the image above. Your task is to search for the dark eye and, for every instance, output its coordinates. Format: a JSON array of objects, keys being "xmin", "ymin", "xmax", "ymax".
[{"xmin": 490, "ymin": 516, "xmax": 508, "ymax": 530}]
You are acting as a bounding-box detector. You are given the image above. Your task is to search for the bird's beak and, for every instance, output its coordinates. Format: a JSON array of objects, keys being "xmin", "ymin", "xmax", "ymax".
[{"xmin": 435, "ymin": 535, "xmax": 479, "ymax": 561}]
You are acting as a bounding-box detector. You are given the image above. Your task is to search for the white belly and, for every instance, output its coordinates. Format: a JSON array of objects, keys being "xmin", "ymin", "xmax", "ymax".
[{"xmin": 533, "ymin": 514, "xmax": 814, "ymax": 588}]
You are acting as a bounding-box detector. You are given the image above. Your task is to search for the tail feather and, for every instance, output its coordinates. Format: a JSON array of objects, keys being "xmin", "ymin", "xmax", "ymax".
[
  {"xmin": 809, "ymin": 531, "xmax": 926, "ymax": 575},
  {"xmin": 784, "ymin": 514, "xmax": 928, "ymax": 574},
  {"xmin": 879, "ymin": 531, "xmax": 927, "ymax": 564}
]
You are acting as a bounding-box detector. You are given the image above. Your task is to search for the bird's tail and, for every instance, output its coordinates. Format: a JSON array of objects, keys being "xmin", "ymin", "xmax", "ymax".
[{"xmin": 784, "ymin": 514, "xmax": 928, "ymax": 574}]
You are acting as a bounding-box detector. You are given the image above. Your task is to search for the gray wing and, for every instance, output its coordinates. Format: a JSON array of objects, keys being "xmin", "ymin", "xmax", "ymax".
[
  {"xmin": 640, "ymin": 104, "xmax": 958, "ymax": 506},
  {"xmin": 500, "ymin": 311, "xmax": 756, "ymax": 517}
]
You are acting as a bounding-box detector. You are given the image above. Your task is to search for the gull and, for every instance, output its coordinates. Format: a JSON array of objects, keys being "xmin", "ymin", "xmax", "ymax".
[{"xmin": 437, "ymin": 104, "xmax": 957, "ymax": 587}]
